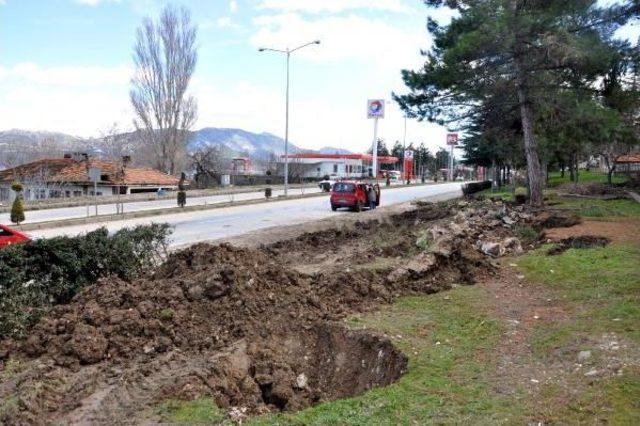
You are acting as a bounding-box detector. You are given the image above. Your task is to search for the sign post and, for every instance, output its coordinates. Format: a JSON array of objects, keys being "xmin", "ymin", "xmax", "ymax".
[
  {"xmin": 367, "ymin": 99, "xmax": 385, "ymax": 179},
  {"xmin": 88, "ymin": 167, "xmax": 101, "ymax": 216},
  {"xmin": 403, "ymin": 149, "xmax": 414, "ymax": 183},
  {"xmin": 446, "ymin": 133, "xmax": 458, "ymax": 181}
]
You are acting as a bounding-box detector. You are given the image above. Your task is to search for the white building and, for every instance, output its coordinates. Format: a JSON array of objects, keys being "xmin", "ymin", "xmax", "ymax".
[{"xmin": 277, "ymin": 153, "xmax": 399, "ymax": 179}]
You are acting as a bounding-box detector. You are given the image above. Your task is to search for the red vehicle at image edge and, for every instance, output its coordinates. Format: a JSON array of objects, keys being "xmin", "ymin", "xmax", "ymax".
[
  {"xmin": 330, "ymin": 181, "xmax": 380, "ymax": 212},
  {"xmin": 0, "ymin": 224, "xmax": 30, "ymax": 248}
]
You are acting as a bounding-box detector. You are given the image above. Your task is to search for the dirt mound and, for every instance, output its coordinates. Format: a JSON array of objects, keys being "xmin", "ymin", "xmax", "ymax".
[
  {"xmin": 1, "ymin": 199, "xmax": 560, "ymax": 424},
  {"xmin": 547, "ymin": 235, "xmax": 610, "ymax": 255}
]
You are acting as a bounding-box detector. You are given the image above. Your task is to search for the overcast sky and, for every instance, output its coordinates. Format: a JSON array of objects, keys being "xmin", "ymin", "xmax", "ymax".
[{"xmin": 0, "ymin": 0, "xmax": 638, "ymax": 154}]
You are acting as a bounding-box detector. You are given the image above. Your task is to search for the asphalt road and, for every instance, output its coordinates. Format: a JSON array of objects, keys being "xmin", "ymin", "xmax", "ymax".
[
  {"xmin": 0, "ymin": 187, "xmax": 323, "ymax": 225},
  {"xmin": 29, "ymin": 183, "xmax": 464, "ymax": 247}
]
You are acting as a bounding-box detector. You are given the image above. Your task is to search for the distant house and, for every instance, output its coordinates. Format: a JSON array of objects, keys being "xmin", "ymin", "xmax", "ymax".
[
  {"xmin": 0, "ymin": 154, "xmax": 180, "ymax": 202},
  {"xmin": 615, "ymin": 153, "xmax": 640, "ymax": 174}
]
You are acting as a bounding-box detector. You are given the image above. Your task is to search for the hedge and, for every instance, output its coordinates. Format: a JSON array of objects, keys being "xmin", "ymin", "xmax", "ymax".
[{"xmin": 0, "ymin": 224, "xmax": 172, "ymax": 340}]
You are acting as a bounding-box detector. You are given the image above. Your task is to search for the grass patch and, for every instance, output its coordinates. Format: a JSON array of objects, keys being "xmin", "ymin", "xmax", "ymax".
[
  {"xmin": 157, "ymin": 397, "xmax": 228, "ymax": 424},
  {"xmin": 248, "ymin": 287, "xmax": 523, "ymax": 426},
  {"xmin": 517, "ymin": 243, "xmax": 640, "ymax": 424},
  {"xmin": 479, "ymin": 186, "xmax": 527, "ymax": 202},
  {"xmin": 547, "ymin": 170, "xmax": 627, "ymax": 188},
  {"xmin": 0, "ymin": 396, "xmax": 19, "ymax": 423},
  {"xmin": 554, "ymin": 197, "xmax": 640, "ymax": 218},
  {"xmin": 520, "ymin": 244, "xmax": 640, "ymax": 350}
]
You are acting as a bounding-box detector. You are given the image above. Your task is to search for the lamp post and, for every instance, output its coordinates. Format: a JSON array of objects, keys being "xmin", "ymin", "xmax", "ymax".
[{"xmin": 259, "ymin": 40, "xmax": 320, "ymax": 196}]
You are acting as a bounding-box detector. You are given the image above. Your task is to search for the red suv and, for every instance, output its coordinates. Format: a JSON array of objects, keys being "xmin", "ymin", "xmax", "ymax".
[
  {"xmin": 330, "ymin": 181, "xmax": 380, "ymax": 212},
  {"xmin": 0, "ymin": 224, "xmax": 30, "ymax": 248}
]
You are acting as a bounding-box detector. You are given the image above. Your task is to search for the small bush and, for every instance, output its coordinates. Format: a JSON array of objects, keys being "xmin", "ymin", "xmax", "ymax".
[
  {"xmin": 9, "ymin": 182, "xmax": 25, "ymax": 225},
  {"xmin": 0, "ymin": 223, "xmax": 172, "ymax": 340},
  {"xmin": 10, "ymin": 197, "xmax": 25, "ymax": 225}
]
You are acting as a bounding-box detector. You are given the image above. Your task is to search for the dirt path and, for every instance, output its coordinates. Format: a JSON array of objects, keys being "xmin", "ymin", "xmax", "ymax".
[
  {"xmin": 477, "ymin": 217, "xmax": 640, "ymax": 421},
  {"xmin": 478, "ymin": 264, "xmax": 569, "ymax": 397}
]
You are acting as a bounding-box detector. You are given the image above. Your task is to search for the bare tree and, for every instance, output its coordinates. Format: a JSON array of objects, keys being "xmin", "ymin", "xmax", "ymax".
[
  {"xmin": 98, "ymin": 123, "xmax": 134, "ymax": 161},
  {"xmin": 130, "ymin": 4, "xmax": 198, "ymax": 175},
  {"xmin": 190, "ymin": 145, "xmax": 225, "ymax": 187}
]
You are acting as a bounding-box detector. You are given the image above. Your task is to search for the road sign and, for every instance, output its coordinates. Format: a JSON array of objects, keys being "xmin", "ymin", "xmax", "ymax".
[
  {"xmin": 404, "ymin": 150, "xmax": 414, "ymax": 159},
  {"xmin": 367, "ymin": 99, "xmax": 385, "ymax": 119},
  {"xmin": 446, "ymin": 133, "xmax": 458, "ymax": 146}
]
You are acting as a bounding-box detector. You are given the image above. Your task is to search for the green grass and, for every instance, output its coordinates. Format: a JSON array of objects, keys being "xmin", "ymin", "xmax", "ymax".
[
  {"xmin": 248, "ymin": 288, "xmax": 522, "ymax": 426},
  {"xmin": 479, "ymin": 186, "xmax": 527, "ymax": 202},
  {"xmin": 547, "ymin": 170, "xmax": 627, "ymax": 188},
  {"xmin": 157, "ymin": 397, "xmax": 229, "ymax": 424},
  {"xmin": 520, "ymin": 244, "xmax": 640, "ymax": 351},
  {"xmin": 517, "ymin": 244, "xmax": 640, "ymax": 424},
  {"xmin": 554, "ymin": 197, "xmax": 640, "ymax": 218}
]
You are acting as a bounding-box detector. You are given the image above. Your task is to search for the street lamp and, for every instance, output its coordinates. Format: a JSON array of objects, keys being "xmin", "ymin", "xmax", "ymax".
[{"xmin": 258, "ymin": 39, "xmax": 320, "ymax": 196}]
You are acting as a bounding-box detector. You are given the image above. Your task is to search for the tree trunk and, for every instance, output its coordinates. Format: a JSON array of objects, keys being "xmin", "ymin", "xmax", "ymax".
[
  {"xmin": 604, "ymin": 155, "xmax": 615, "ymax": 185},
  {"xmin": 560, "ymin": 162, "xmax": 565, "ymax": 178},
  {"xmin": 516, "ymin": 83, "xmax": 544, "ymax": 205},
  {"xmin": 569, "ymin": 162, "xmax": 575, "ymax": 182}
]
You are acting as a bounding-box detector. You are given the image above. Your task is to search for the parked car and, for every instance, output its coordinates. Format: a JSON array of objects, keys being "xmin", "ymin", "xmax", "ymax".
[
  {"xmin": 0, "ymin": 224, "xmax": 30, "ymax": 248},
  {"xmin": 330, "ymin": 181, "xmax": 380, "ymax": 212},
  {"xmin": 318, "ymin": 179, "xmax": 336, "ymax": 192}
]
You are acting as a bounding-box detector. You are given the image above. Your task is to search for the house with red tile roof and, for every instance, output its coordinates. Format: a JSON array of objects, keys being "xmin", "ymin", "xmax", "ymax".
[
  {"xmin": 0, "ymin": 154, "xmax": 180, "ymax": 202},
  {"xmin": 615, "ymin": 153, "xmax": 640, "ymax": 174}
]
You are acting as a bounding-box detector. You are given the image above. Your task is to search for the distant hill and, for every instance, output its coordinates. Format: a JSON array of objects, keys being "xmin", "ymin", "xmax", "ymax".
[
  {"xmin": 189, "ymin": 128, "xmax": 302, "ymax": 159},
  {"xmin": 0, "ymin": 129, "xmax": 89, "ymax": 147},
  {"xmin": 0, "ymin": 128, "xmax": 353, "ymax": 168}
]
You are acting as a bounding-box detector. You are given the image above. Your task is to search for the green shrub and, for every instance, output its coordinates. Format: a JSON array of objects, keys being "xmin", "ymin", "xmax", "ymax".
[
  {"xmin": 9, "ymin": 182, "xmax": 25, "ymax": 225},
  {"xmin": 10, "ymin": 197, "xmax": 25, "ymax": 225},
  {"xmin": 0, "ymin": 223, "xmax": 172, "ymax": 340}
]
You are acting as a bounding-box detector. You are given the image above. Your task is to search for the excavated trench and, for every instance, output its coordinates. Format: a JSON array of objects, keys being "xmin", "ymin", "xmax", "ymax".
[
  {"xmin": 0, "ymin": 199, "xmax": 577, "ymax": 424},
  {"xmin": 206, "ymin": 323, "xmax": 408, "ymax": 412}
]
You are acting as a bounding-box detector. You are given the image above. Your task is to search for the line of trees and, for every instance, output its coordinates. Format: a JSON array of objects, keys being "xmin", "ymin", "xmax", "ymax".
[{"xmin": 395, "ymin": 0, "xmax": 640, "ymax": 205}]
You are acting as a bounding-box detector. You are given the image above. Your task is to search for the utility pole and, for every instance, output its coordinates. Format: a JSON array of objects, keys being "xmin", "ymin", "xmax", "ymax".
[
  {"xmin": 403, "ymin": 115, "xmax": 407, "ymax": 182},
  {"xmin": 259, "ymin": 40, "xmax": 321, "ymax": 196}
]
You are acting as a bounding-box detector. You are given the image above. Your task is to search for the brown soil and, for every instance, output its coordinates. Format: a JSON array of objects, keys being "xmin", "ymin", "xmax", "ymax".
[
  {"xmin": 0, "ymin": 199, "xmax": 575, "ymax": 425},
  {"xmin": 544, "ymin": 218, "xmax": 640, "ymax": 245}
]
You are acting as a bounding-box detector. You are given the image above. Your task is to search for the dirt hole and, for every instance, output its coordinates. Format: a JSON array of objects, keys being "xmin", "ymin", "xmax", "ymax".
[
  {"xmin": 547, "ymin": 235, "xmax": 611, "ymax": 255},
  {"xmin": 199, "ymin": 323, "xmax": 408, "ymax": 413}
]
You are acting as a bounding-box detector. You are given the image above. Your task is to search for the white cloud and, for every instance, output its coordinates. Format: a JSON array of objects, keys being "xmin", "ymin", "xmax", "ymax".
[
  {"xmin": 0, "ymin": 63, "xmax": 132, "ymax": 136},
  {"xmin": 229, "ymin": 0, "xmax": 238, "ymax": 13},
  {"xmin": 251, "ymin": 13, "xmax": 426, "ymax": 69},
  {"xmin": 258, "ymin": 0, "xmax": 410, "ymax": 14},
  {"xmin": 75, "ymin": 0, "xmax": 122, "ymax": 6}
]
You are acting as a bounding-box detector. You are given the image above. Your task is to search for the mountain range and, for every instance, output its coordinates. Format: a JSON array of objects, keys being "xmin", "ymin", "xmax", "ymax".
[{"xmin": 0, "ymin": 128, "xmax": 352, "ymax": 161}]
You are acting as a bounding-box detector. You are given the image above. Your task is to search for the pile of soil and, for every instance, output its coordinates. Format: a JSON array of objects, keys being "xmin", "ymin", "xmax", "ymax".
[{"xmin": 0, "ymin": 199, "xmax": 577, "ymax": 424}]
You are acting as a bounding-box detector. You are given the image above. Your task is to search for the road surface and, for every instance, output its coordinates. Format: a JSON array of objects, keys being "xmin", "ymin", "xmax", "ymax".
[
  {"xmin": 30, "ymin": 183, "xmax": 463, "ymax": 247},
  {"xmin": 0, "ymin": 187, "xmax": 323, "ymax": 225}
]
